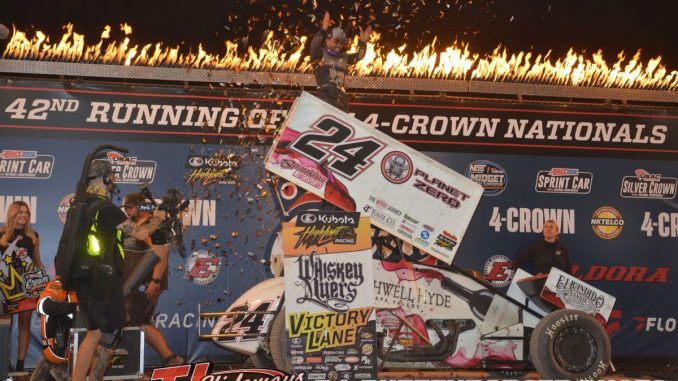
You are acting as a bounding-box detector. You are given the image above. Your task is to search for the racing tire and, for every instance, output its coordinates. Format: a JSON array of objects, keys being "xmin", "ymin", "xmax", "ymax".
[
  {"xmin": 530, "ymin": 309, "xmax": 611, "ymax": 380},
  {"xmin": 269, "ymin": 306, "xmax": 292, "ymax": 372}
]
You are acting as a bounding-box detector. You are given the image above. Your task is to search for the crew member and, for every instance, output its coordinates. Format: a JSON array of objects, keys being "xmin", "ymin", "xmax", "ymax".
[
  {"xmin": 310, "ymin": 11, "xmax": 372, "ymax": 111},
  {"xmin": 121, "ymin": 193, "xmax": 184, "ymax": 366},
  {"xmin": 69, "ymin": 158, "xmax": 165, "ymax": 381},
  {"xmin": 513, "ymin": 219, "xmax": 572, "ymax": 275},
  {"xmin": 0, "ymin": 200, "xmax": 44, "ymax": 372}
]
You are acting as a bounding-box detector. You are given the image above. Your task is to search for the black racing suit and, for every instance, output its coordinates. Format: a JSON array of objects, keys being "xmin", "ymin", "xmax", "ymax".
[
  {"xmin": 309, "ymin": 29, "xmax": 367, "ymax": 111},
  {"xmin": 70, "ymin": 196, "xmax": 127, "ymax": 346},
  {"xmin": 514, "ymin": 239, "xmax": 572, "ymax": 275}
]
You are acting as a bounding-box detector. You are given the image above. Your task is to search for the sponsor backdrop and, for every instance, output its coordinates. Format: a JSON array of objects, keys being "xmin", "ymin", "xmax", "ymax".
[{"xmin": 0, "ymin": 79, "xmax": 676, "ymax": 366}]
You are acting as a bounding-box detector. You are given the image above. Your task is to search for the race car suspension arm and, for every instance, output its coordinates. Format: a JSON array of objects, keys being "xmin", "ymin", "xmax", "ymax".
[{"xmin": 378, "ymin": 318, "xmax": 461, "ymax": 362}]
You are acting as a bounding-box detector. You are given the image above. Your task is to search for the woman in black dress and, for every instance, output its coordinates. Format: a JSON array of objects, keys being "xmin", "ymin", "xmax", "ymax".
[{"xmin": 1, "ymin": 200, "xmax": 43, "ymax": 372}]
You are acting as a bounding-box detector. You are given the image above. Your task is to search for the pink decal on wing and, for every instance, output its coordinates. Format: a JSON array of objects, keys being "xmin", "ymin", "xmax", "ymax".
[{"xmin": 272, "ymin": 127, "xmax": 356, "ymax": 211}]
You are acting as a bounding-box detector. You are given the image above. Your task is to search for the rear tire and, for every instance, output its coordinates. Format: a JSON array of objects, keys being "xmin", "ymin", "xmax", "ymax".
[
  {"xmin": 269, "ymin": 306, "xmax": 291, "ymax": 372},
  {"xmin": 530, "ymin": 309, "xmax": 611, "ymax": 380}
]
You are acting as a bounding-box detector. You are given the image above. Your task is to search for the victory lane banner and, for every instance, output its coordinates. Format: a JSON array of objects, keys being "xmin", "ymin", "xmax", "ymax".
[
  {"xmin": 267, "ymin": 92, "xmax": 484, "ymax": 264},
  {"xmin": 283, "ymin": 212, "xmax": 377, "ymax": 381}
]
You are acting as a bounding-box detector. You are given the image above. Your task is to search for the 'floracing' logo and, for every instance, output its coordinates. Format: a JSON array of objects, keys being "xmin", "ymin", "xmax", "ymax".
[
  {"xmin": 466, "ymin": 160, "xmax": 507, "ymax": 196},
  {"xmin": 381, "ymin": 151, "xmax": 413, "ymax": 184},
  {"xmin": 150, "ymin": 362, "xmax": 306, "ymax": 381},
  {"xmin": 620, "ymin": 169, "xmax": 677, "ymax": 199},
  {"xmin": 104, "ymin": 151, "xmax": 157, "ymax": 184},
  {"xmin": 633, "ymin": 316, "xmax": 676, "ymax": 332},
  {"xmin": 0, "ymin": 149, "xmax": 54, "ymax": 179},
  {"xmin": 184, "ymin": 250, "xmax": 222, "ymax": 285}
]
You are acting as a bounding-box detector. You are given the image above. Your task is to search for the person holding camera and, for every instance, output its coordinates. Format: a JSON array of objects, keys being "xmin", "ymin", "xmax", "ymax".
[
  {"xmin": 69, "ymin": 159, "xmax": 166, "ymax": 381},
  {"xmin": 121, "ymin": 192, "xmax": 184, "ymax": 366}
]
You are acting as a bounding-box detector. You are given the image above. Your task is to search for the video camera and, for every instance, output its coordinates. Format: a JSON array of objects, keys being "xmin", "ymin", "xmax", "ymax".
[{"xmin": 139, "ymin": 185, "xmax": 190, "ymax": 258}]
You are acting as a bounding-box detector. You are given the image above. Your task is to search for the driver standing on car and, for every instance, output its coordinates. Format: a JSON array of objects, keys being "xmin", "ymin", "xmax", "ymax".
[{"xmin": 513, "ymin": 219, "xmax": 572, "ymax": 275}]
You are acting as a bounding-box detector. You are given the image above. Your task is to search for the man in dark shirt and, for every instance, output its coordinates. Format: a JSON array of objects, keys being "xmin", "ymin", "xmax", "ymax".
[
  {"xmin": 121, "ymin": 192, "xmax": 183, "ymax": 366},
  {"xmin": 70, "ymin": 159, "xmax": 165, "ymax": 381},
  {"xmin": 309, "ymin": 11, "xmax": 372, "ymax": 111},
  {"xmin": 513, "ymin": 219, "xmax": 572, "ymax": 275}
]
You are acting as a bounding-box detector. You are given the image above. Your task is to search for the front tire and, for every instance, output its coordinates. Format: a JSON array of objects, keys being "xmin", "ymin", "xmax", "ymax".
[{"xmin": 530, "ymin": 309, "xmax": 611, "ymax": 380}]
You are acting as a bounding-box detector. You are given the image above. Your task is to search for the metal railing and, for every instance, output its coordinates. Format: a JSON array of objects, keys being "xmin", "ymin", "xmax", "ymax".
[{"xmin": 1, "ymin": 59, "xmax": 676, "ymax": 105}]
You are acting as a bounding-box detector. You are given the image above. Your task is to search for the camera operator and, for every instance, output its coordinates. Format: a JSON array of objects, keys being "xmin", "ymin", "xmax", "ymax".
[
  {"xmin": 121, "ymin": 192, "xmax": 184, "ymax": 366},
  {"xmin": 70, "ymin": 159, "xmax": 165, "ymax": 381}
]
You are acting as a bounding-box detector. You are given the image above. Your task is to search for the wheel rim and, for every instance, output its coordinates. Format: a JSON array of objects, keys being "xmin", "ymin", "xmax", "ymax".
[{"xmin": 553, "ymin": 326, "xmax": 597, "ymax": 373}]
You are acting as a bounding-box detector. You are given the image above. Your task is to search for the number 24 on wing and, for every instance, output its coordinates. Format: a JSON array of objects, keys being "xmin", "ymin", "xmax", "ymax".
[{"xmin": 289, "ymin": 115, "xmax": 385, "ymax": 180}]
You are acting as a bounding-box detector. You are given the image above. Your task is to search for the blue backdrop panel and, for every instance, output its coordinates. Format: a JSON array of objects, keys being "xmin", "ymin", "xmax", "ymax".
[{"xmin": 0, "ymin": 78, "xmax": 675, "ymax": 366}]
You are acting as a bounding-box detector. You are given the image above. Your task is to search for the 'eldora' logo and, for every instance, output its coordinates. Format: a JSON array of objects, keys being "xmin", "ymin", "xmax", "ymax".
[
  {"xmin": 590, "ymin": 206, "xmax": 624, "ymax": 240},
  {"xmin": 57, "ymin": 193, "xmax": 75, "ymax": 224},
  {"xmin": 620, "ymin": 169, "xmax": 677, "ymax": 199},
  {"xmin": 381, "ymin": 151, "xmax": 413, "ymax": 184},
  {"xmin": 184, "ymin": 250, "xmax": 222, "ymax": 285},
  {"xmin": 466, "ymin": 160, "xmax": 507, "ymax": 196}
]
